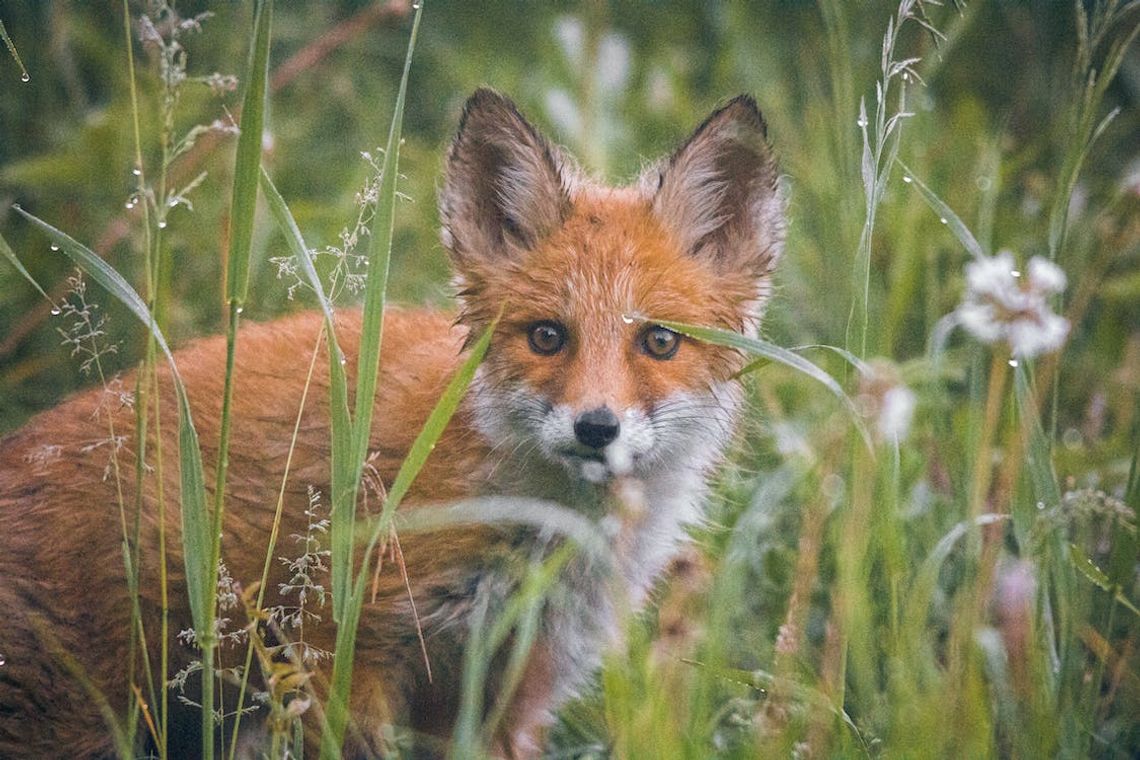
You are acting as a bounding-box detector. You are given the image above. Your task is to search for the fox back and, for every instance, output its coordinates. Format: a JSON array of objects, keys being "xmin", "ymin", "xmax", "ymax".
[{"xmin": 0, "ymin": 90, "xmax": 782, "ymax": 759}]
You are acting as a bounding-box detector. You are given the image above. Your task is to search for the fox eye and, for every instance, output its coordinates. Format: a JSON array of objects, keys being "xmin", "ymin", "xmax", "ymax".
[
  {"xmin": 641, "ymin": 326, "xmax": 680, "ymax": 360},
  {"xmin": 527, "ymin": 321, "xmax": 567, "ymax": 355}
]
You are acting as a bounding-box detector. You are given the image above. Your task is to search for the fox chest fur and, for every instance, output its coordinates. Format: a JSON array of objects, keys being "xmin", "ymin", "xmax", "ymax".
[{"xmin": 0, "ymin": 89, "xmax": 783, "ymax": 759}]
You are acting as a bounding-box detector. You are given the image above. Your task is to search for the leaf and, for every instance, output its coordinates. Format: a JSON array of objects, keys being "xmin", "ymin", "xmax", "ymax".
[
  {"xmin": 12, "ymin": 206, "xmax": 213, "ymax": 635},
  {"xmin": 319, "ymin": 5, "xmax": 425, "ymax": 756},
  {"xmin": 651, "ymin": 319, "xmax": 872, "ymax": 449},
  {"xmin": 0, "ymin": 230, "xmax": 53, "ymax": 301},
  {"xmin": 1069, "ymin": 543, "xmax": 1140, "ymax": 619},
  {"xmin": 896, "ymin": 158, "xmax": 986, "ymax": 261},
  {"xmin": 259, "ymin": 166, "xmax": 353, "ymax": 618},
  {"xmin": 226, "ymin": 0, "xmax": 273, "ymax": 305}
]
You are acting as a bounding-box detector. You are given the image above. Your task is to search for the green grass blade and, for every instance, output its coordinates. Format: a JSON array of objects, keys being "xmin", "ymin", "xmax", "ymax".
[
  {"xmin": 1012, "ymin": 365, "xmax": 1061, "ymax": 511},
  {"xmin": 0, "ymin": 19, "xmax": 30, "ymax": 83},
  {"xmin": 260, "ymin": 168, "xmax": 337, "ymax": 329},
  {"xmin": 652, "ymin": 318, "xmax": 871, "ymax": 448},
  {"xmin": 322, "ymin": 0, "xmax": 425, "ymax": 633},
  {"xmin": 0, "ymin": 229, "xmax": 53, "ymax": 301},
  {"xmin": 896, "ymin": 158, "xmax": 986, "ymax": 261},
  {"xmin": 365, "ymin": 310, "xmax": 498, "ymax": 549},
  {"xmin": 322, "ymin": 311, "xmax": 495, "ymax": 760},
  {"xmin": 349, "ymin": 0, "xmax": 423, "ymax": 471},
  {"xmin": 260, "ymin": 165, "xmax": 355, "ymax": 621},
  {"xmin": 12, "ymin": 206, "xmax": 213, "ymax": 634},
  {"xmin": 226, "ymin": 0, "xmax": 273, "ymax": 305}
]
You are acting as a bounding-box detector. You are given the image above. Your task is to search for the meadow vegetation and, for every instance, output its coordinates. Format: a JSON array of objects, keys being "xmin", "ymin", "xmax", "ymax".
[{"xmin": 1, "ymin": 1, "xmax": 1138, "ymax": 757}]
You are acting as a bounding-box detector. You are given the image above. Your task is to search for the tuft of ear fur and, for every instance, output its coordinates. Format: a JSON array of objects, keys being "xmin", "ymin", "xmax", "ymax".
[
  {"xmin": 439, "ymin": 89, "xmax": 571, "ymax": 269},
  {"xmin": 649, "ymin": 95, "xmax": 784, "ymax": 280}
]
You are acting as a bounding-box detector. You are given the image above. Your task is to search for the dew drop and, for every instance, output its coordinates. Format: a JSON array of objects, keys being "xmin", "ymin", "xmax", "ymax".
[
  {"xmin": 856, "ymin": 117, "xmax": 868, "ymax": 128},
  {"xmin": 20, "ymin": 72, "xmax": 30, "ymax": 83},
  {"xmin": 1010, "ymin": 270, "xmax": 1021, "ymax": 278},
  {"xmin": 235, "ymin": 306, "xmax": 244, "ymax": 315},
  {"xmin": 132, "ymin": 167, "xmax": 142, "ymax": 177},
  {"xmin": 50, "ymin": 306, "xmax": 61, "ymax": 316},
  {"xmin": 0, "ymin": 653, "xmax": 6, "ymax": 666},
  {"xmin": 1008, "ymin": 358, "xmax": 1019, "ymax": 368},
  {"xmin": 939, "ymin": 217, "xmax": 948, "ymax": 225},
  {"xmin": 1036, "ymin": 501, "xmax": 1045, "ymax": 511},
  {"xmin": 157, "ymin": 220, "xmax": 167, "ymax": 229},
  {"xmin": 49, "ymin": 243, "xmax": 60, "ymax": 251},
  {"xmin": 902, "ymin": 175, "xmax": 913, "ymax": 184}
]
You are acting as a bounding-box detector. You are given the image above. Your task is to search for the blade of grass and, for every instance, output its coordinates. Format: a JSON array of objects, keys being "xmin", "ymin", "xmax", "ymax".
[
  {"xmin": 651, "ymin": 318, "xmax": 871, "ymax": 448},
  {"xmin": 896, "ymin": 158, "xmax": 986, "ymax": 261},
  {"xmin": 322, "ymin": 306, "xmax": 495, "ymax": 759},
  {"xmin": 201, "ymin": 4, "xmax": 274, "ymax": 755},
  {"xmin": 12, "ymin": 205, "xmax": 214, "ymax": 646},
  {"xmin": 0, "ymin": 230, "xmax": 54, "ymax": 303},
  {"xmin": 226, "ymin": 0, "xmax": 273, "ymax": 307},
  {"xmin": 335, "ymin": 0, "xmax": 424, "ymax": 626}
]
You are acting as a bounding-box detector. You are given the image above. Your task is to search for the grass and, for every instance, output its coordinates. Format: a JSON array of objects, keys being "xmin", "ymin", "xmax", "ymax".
[{"xmin": 1, "ymin": 1, "xmax": 1139, "ymax": 758}]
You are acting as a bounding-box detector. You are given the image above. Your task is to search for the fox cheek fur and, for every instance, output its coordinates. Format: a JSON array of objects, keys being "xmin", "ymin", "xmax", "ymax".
[{"xmin": 0, "ymin": 89, "xmax": 782, "ymax": 759}]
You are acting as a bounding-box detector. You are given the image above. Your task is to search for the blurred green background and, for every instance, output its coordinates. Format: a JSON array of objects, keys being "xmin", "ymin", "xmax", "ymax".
[{"xmin": 1, "ymin": 1, "xmax": 1136, "ymax": 436}]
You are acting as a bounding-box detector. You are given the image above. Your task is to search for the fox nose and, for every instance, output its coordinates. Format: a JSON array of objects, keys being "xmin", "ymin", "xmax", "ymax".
[{"xmin": 573, "ymin": 407, "xmax": 621, "ymax": 450}]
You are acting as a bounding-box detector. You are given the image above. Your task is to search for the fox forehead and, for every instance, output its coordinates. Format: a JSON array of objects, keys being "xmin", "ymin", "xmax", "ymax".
[{"xmin": 499, "ymin": 189, "xmax": 756, "ymax": 332}]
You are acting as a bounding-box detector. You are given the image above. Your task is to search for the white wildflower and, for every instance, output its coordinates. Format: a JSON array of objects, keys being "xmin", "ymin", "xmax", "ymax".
[
  {"xmin": 858, "ymin": 360, "xmax": 917, "ymax": 443},
  {"xmin": 956, "ymin": 250, "xmax": 1069, "ymax": 358},
  {"xmin": 878, "ymin": 385, "xmax": 917, "ymax": 441}
]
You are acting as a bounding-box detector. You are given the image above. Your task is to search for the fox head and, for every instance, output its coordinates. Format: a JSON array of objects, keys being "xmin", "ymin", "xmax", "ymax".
[{"xmin": 439, "ymin": 89, "xmax": 783, "ymax": 485}]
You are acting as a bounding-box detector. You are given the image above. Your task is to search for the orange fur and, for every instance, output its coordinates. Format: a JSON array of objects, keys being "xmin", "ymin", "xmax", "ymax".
[{"xmin": 0, "ymin": 90, "xmax": 782, "ymax": 758}]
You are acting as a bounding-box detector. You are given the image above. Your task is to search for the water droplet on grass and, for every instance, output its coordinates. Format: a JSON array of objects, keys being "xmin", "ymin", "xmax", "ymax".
[
  {"xmin": 1010, "ymin": 270, "xmax": 1021, "ymax": 278},
  {"xmin": 20, "ymin": 72, "xmax": 30, "ymax": 83},
  {"xmin": 132, "ymin": 167, "xmax": 142, "ymax": 177},
  {"xmin": 939, "ymin": 217, "xmax": 948, "ymax": 224},
  {"xmin": 49, "ymin": 243, "xmax": 59, "ymax": 251},
  {"xmin": 157, "ymin": 220, "xmax": 167, "ymax": 229},
  {"xmin": 50, "ymin": 306, "xmax": 61, "ymax": 316},
  {"xmin": 902, "ymin": 176, "xmax": 913, "ymax": 183},
  {"xmin": 1008, "ymin": 358, "xmax": 1019, "ymax": 368}
]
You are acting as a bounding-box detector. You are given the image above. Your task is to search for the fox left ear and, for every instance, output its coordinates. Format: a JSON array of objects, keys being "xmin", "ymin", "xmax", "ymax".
[{"xmin": 649, "ymin": 95, "xmax": 784, "ymax": 280}]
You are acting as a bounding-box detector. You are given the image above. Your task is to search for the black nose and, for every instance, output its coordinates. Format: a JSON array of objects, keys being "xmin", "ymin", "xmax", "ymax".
[{"xmin": 573, "ymin": 407, "xmax": 620, "ymax": 450}]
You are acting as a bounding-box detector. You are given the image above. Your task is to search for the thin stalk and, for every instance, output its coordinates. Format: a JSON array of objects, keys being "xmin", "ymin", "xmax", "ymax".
[
  {"xmin": 123, "ymin": 0, "xmax": 165, "ymax": 752},
  {"xmin": 227, "ymin": 328, "xmax": 323, "ymax": 760},
  {"xmin": 200, "ymin": 303, "xmax": 242, "ymax": 753},
  {"xmin": 969, "ymin": 352, "xmax": 1009, "ymax": 521}
]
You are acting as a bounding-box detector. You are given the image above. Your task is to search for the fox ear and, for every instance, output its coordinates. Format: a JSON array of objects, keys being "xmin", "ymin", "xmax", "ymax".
[
  {"xmin": 440, "ymin": 89, "xmax": 570, "ymax": 266},
  {"xmin": 650, "ymin": 95, "xmax": 784, "ymax": 278}
]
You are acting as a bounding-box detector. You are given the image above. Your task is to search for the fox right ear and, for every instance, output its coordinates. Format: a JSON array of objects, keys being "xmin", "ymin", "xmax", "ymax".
[{"xmin": 439, "ymin": 89, "xmax": 570, "ymax": 268}]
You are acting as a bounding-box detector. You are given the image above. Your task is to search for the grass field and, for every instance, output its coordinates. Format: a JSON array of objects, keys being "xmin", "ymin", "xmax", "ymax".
[{"xmin": 1, "ymin": 1, "xmax": 1138, "ymax": 758}]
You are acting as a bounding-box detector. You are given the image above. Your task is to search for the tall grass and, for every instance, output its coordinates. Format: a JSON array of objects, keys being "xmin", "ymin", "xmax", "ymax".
[{"xmin": 1, "ymin": 1, "xmax": 1138, "ymax": 758}]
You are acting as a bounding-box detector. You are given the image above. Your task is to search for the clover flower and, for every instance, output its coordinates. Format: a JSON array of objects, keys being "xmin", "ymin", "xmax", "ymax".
[{"xmin": 956, "ymin": 250, "xmax": 1069, "ymax": 358}]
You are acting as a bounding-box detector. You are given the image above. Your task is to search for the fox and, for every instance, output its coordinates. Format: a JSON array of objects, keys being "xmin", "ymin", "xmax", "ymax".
[{"xmin": 0, "ymin": 89, "xmax": 783, "ymax": 758}]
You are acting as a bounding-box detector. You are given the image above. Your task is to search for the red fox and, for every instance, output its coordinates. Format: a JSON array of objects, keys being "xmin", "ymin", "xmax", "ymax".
[{"xmin": 0, "ymin": 89, "xmax": 782, "ymax": 758}]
